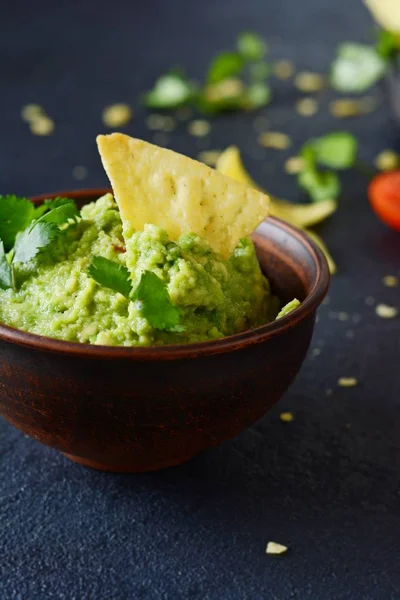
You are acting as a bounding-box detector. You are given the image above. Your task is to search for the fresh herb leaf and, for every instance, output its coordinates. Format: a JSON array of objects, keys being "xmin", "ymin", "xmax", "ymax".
[
  {"xmin": 132, "ymin": 271, "xmax": 180, "ymax": 330},
  {"xmin": 36, "ymin": 201, "xmax": 79, "ymax": 227},
  {"xmin": 312, "ymin": 132, "xmax": 358, "ymax": 169},
  {"xmin": 330, "ymin": 43, "xmax": 386, "ymax": 93},
  {"xmin": 237, "ymin": 32, "xmax": 267, "ymax": 61},
  {"xmin": 244, "ymin": 81, "xmax": 271, "ymax": 109},
  {"xmin": 276, "ymin": 298, "xmax": 301, "ymax": 319},
  {"xmin": 13, "ymin": 222, "xmax": 58, "ymax": 264},
  {"xmin": 207, "ymin": 52, "xmax": 244, "ymax": 84},
  {"xmin": 298, "ymin": 168, "xmax": 340, "ymax": 203},
  {"xmin": 144, "ymin": 73, "xmax": 196, "ymax": 109},
  {"xmin": 0, "ymin": 241, "xmax": 12, "ymax": 290},
  {"xmin": 376, "ymin": 29, "xmax": 399, "ymax": 61},
  {"xmin": 88, "ymin": 256, "xmax": 132, "ymax": 299},
  {"xmin": 0, "ymin": 195, "xmax": 35, "ymax": 250}
]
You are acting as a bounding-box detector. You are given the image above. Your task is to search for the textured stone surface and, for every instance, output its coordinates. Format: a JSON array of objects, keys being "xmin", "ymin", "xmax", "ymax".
[{"xmin": 1, "ymin": 0, "xmax": 400, "ymax": 598}]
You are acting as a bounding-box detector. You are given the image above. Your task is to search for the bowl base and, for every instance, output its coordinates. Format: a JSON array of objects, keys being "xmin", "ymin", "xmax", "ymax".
[{"xmin": 63, "ymin": 452, "xmax": 194, "ymax": 473}]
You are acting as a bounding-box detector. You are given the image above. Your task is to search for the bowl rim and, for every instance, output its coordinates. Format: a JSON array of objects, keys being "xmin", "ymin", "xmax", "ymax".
[{"xmin": 0, "ymin": 188, "xmax": 330, "ymax": 360}]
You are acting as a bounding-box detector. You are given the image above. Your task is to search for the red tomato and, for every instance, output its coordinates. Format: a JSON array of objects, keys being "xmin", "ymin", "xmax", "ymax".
[{"xmin": 368, "ymin": 170, "xmax": 400, "ymax": 231}]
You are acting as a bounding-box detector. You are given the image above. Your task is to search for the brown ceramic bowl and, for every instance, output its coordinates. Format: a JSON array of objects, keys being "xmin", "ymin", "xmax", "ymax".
[{"xmin": 0, "ymin": 189, "xmax": 329, "ymax": 473}]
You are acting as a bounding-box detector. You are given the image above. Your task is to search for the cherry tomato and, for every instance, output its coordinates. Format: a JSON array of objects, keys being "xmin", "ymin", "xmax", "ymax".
[{"xmin": 368, "ymin": 170, "xmax": 400, "ymax": 231}]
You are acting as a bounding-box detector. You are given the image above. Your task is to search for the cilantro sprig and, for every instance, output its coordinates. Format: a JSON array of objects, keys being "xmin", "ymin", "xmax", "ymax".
[
  {"xmin": 296, "ymin": 132, "xmax": 358, "ymax": 203},
  {"xmin": 144, "ymin": 31, "xmax": 271, "ymax": 114},
  {"xmin": 0, "ymin": 195, "xmax": 79, "ymax": 291},
  {"xmin": 88, "ymin": 256, "xmax": 180, "ymax": 331}
]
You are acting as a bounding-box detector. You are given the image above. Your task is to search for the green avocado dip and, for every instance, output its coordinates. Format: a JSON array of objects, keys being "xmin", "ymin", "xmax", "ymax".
[{"xmin": 0, "ymin": 194, "xmax": 298, "ymax": 346}]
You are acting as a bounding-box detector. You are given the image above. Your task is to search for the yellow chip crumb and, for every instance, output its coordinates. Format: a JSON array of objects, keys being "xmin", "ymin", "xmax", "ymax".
[
  {"xmin": 280, "ymin": 411, "xmax": 294, "ymax": 422},
  {"xmin": 29, "ymin": 116, "xmax": 55, "ymax": 136},
  {"xmin": 203, "ymin": 78, "xmax": 244, "ymax": 103},
  {"xmin": 21, "ymin": 104, "xmax": 45, "ymax": 122},
  {"xmin": 266, "ymin": 541, "xmax": 288, "ymax": 555},
  {"xmin": 338, "ymin": 311, "xmax": 348, "ymax": 321},
  {"xmin": 294, "ymin": 72, "xmax": 325, "ymax": 93},
  {"xmin": 295, "ymin": 97, "xmax": 319, "ymax": 117},
  {"xmin": 146, "ymin": 114, "xmax": 176, "ymax": 132},
  {"xmin": 273, "ymin": 59, "xmax": 295, "ymax": 80},
  {"xmin": 330, "ymin": 97, "xmax": 377, "ymax": 118},
  {"xmin": 102, "ymin": 104, "xmax": 132, "ymax": 128},
  {"xmin": 197, "ymin": 150, "xmax": 222, "ymax": 166},
  {"xmin": 258, "ymin": 132, "xmax": 291, "ymax": 150},
  {"xmin": 72, "ymin": 166, "xmax": 88, "ymax": 181},
  {"xmin": 284, "ymin": 156, "xmax": 305, "ymax": 174},
  {"xmin": 187, "ymin": 119, "xmax": 211, "ymax": 137},
  {"xmin": 311, "ymin": 348, "xmax": 321, "ymax": 357},
  {"xmin": 375, "ymin": 303, "xmax": 398, "ymax": 319},
  {"xmin": 338, "ymin": 377, "xmax": 358, "ymax": 387},
  {"xmin": 383, "ymin": 275, "xmax": 398, "ymax": 287},
  {"xmin": 375, "ymin": 150, "xmax": 399, "ymax": 171}
]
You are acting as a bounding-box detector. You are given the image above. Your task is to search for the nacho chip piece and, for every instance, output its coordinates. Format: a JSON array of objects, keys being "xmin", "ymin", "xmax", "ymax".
[{"xmin": 97, "ymin": 134, "xmax": 270, "ymax": 258}]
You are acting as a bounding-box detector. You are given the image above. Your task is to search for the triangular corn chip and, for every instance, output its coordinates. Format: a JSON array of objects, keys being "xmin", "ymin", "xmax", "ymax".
[{"xmin": 97, "ymin": 134, "xmax": 270, "ymax": 258}]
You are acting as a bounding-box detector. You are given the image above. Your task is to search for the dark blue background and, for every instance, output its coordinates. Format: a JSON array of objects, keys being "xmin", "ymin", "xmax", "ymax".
[{"xmin": 1, "ymin": 1, "xmax": 399, "ymax": 598}]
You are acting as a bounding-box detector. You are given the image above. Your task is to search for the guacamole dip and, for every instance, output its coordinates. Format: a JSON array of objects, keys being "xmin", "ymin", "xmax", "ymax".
[{"xmin": 0, "ymin": 194, "xmax": 282, "ymax": 346}]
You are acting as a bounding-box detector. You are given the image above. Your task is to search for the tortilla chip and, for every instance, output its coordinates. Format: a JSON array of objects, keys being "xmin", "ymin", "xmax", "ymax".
[{"xmin": 97, "ymin": 134, "xmax": 270, "ymax": 258}]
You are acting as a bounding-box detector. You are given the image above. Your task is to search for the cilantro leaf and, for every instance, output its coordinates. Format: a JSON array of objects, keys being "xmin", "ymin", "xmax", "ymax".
[
  {"xmin": 132, "ymin": 271, "xmax": 180, "ymax": 331},
  {"xmin": 312, "ymin": 132, "xmax": 358, "ymax": 170},
  {"xmin": 298, "ymin": 168, "xmax": 340, "ymax": 203},
  {"xmin": 330, "ymin": 43, "xmax": 386, "ymax": 93},
  {"xmin": 13, "ymin": 222, "xmax": 58, "ymax": 264},
  {"xmin": 36, "ymin": 202, "xmax": 79, "ymax": 227},
  {"xmin": 237, "ymin": 32, "xmax": 267, "ymax": 61},
  {"xmin": 0, "ymin": 241, "xmax": 12, "ymax": 290},
  {"xmin": 144, "ymin": 73, "xmax": 196, "ymax": 109},
  {"xmin": 376, "ymin": 29, "xmax": 399, "ymax": 61},
  {"xmin": 88, "ymin": 256, "xmax": 132, "ymax": 299},
  {"xmin": 207, "ymin": 52, "xmax": 244, "ymax": 84},
  {"xmin": 0, "ymin": 195, "xmax": 35, "ymax": 250}
]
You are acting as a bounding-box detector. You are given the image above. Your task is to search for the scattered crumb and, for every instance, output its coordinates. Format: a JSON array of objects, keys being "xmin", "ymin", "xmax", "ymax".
[
  {"xmin": 330, "ymin": 97, "xmax": 376, "ymax": 118},
  {"xmin": 252, "ymin": 115, "xmax": 269, "ymax": 132},
  {"xmin": 30, "ymin": 116, "xmax": 55, "ymax": 136},
  {"xmin": 146, "ymin": 114, "xmax": 176, "ymax": 132},
  {"xmin": 365, "ymin": 296, "xmax": 375, "ymax": 306},
  {"xmin": 258, "ymin": 131, "xmax": 291, "ymax": 150},
  {"xmin": 338, "ymin": 311, "xmax": 348, "ymax": 321},
  {"xmin": 326, "ymin": 388, "xmax": 333, "ymax": 396},
  {"xmin": 375, "ymin": 303, "xmax": 398, "ymax": 319},
  {"xmin": 21, "ymin": 104, "xmax": 45, "ymax": 122},
  {"xmin": 151, "ymin": 132, "xmax": 169, "ymax": 147},
  {"xmin": 328, "ymin": 311, "xmax": 338, "ymax": 320},
  {"xmin": 345, "ymin": 330, "xmax": 354, "ymax": 339},
  {"xmin": 315, "ymin": 315, "xmax": 320, "ymax": 323},
  {"xmin": 338, "ymin": 377, "xmax": 358, "ymax": 387},
  {"xmin": 273, "ymin": 59, "xmax": 295, "ymax": 80},
  {"xmin": 352, "ymin": 313, "xmax": 362, "ymax": 323},
  {"xmin": 188, "ymin": 119, "xmax": 211, "ymax": 137},
  {"xmin": 345, "ymin": 423, "xmax": 352, "ymax": 429},
  {"xmin": 294, "ymin": 72, "xmax": 324, "ymax": 93},
  {"xmin": 204, "ymin": 78, "xmax": 244, "ymax": 104},
  {"xmin": 322, "ymin": 296, "xmax": 330, "ymax": 306},
  {"xmin": 280, "ymin": 412, "xmax": 294, "ymax": 423},
  {"xmin": 311, "ymin": 348, "xmax": 321, "ymax": 357},
  {"xmin": 285, "ymin": 156, "xmax": 305, "ymax": 174},
  {"xmin": 197, "ymin": 150, "xmax": 222, "ymax": 166},
  {"xmin": 266, "ymin": 541, "xmax": 288, "ymax": 555},
  {"xmin": 72, "ymin": 165, "xmax": 88, "ymax": 181},
  {"xmin": 102, "ymin": 104, "xmax": 132, "ymax": 128},
  {"xmin": 295, "ymin": 97, "xmax": 319, "ymax": 117},
  {"xmin": 383, "ymin": 275, "xmax": 398, "ymax": 288},
  {"xmin": 375, "ymin": 150, "xmax": 399, "ymax": 171}
]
